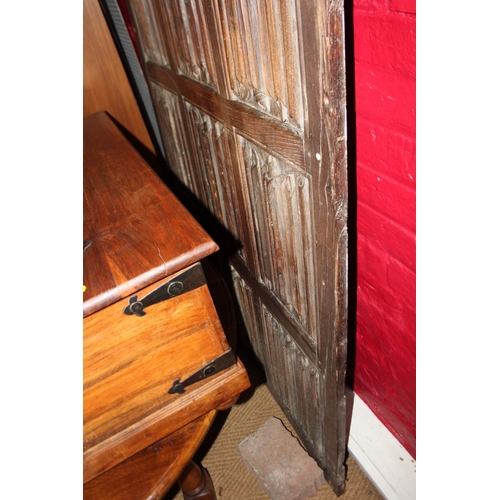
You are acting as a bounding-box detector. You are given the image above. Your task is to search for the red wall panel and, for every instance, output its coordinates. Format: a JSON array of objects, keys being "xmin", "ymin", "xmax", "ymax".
[
  {"xmin": 356, "ymin": 118, "xmax": 415, "ymax": 186},
  {"xmin": 352, "ymin": 0, "xmax": 416, "ymax": 457}
]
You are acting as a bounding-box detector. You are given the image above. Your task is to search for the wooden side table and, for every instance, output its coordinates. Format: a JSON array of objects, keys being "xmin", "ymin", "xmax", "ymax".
[{"xmin": 83, "ymin": 111, "xmax": 250, "ymax": 499}]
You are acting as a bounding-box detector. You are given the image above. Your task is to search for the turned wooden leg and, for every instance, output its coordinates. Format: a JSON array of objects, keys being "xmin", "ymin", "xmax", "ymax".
[{"xmin": 177, "ymin": 461, "xmax": 216, "ymax": 500}]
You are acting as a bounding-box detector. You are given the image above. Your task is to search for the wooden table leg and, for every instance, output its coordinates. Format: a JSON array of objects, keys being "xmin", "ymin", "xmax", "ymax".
[{"xmin": 177, "ymin": 461, "xmax": 216, "ymax": 500}]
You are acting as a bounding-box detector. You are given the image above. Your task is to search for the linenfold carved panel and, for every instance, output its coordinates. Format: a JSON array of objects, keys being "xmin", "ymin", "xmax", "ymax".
[
  {"xmin": 261, "ymin": 305, "xmax": 321, "ymax": 454},
  {"xmin": 128, "ymin": 0, "xmax": 169, "ymax": 67},
  {"xmin": 231, "ymin": 270, "xmax": 266, "ymax": 364},
  {"xmin": 239, "ymin": 137, "xmax": 317, "ymax": 339},
  {"xmin": 221, "ymin": 0, "xmax": 304, "ymax": 128},
  {"xmin": 162, "ymin": 1, "xmax": 218, "ymax": 88},
  {"xmin": 183, "ymin": 103, "xmax": 250, "ymax": 262},
  {"xmin": 149, "ymin": 83, "xmax": 194, "ymax": 187},
  {"xmin": 231, "ymin": 269, "xmax": 320, "ymax": 454}
]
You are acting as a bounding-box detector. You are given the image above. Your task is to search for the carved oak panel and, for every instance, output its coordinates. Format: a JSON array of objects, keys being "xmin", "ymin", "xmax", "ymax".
[
  {"xmin": 149, "ymin": 83, "xmax": 194, "ymax": 188},
  {"xmin": 127, "ymin": 0, "xmax": 169, "ymax": 67},
  {"xmin": 161, "ymin": 0, "xmax": 219, "ymax": 88},
  {"xmin": 238, "ymin": 138, "xmax": 317, "ymax": 338},
  {"xmin": 182, "ymin": 103, "xmax": 255, "ymax": 264},
  {"xmin": 220, "ymin": 0, "xmax": 304, "ymax": 128},
  {"xmin": 230, "ymin": 270, "xmax": 266, "ymax": 364},
  {"xmin": 261, "ymin": 303, "xmax": 321, "ymax": 455},
  {"xmin": 231, "ymin": 267, "xmax": 321, "ymax": 455}
]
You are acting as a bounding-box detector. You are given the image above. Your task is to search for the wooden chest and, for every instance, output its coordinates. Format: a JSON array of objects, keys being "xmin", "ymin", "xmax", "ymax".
[{"xmin": 83, "ymin": 112, "xmax": 250, "ymax": 488}]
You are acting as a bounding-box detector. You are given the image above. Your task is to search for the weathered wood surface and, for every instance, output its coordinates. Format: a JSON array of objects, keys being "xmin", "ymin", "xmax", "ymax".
[{"xmin": 126, "ymin": 0, "xmax": 348, "ymax": 493}]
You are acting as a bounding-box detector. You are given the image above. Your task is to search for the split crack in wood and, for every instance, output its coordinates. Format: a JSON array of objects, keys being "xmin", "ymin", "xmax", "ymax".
[{"xmin": 153, "ymin": 241, "xmax": 167, "ymax": 269}]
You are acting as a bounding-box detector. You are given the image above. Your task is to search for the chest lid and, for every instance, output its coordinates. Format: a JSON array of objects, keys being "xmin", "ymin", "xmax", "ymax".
[{"xmin": 83, "ymin": 112, "xmax": 218, "ymax": 317}]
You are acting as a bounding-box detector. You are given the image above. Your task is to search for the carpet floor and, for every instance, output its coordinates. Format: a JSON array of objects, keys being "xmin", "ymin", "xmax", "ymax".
[{"xmin": 163, "ymin": 349, "xmax": 384, "ymax": 500}]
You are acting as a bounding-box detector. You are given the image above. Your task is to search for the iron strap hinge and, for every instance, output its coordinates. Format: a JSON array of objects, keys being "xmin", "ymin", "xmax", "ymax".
[
  {"xmin": 168, "ymin": 349, "xmax": 237, "ymax": 394},
  {"xmin": 123, "ymin": 263, "xmax": 206, "ymax": 317}
]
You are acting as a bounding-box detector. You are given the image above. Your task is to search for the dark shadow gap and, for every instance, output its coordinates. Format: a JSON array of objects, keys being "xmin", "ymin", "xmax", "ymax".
[{"xmin": 343, "ymin": 0, "xmax": 359, "ymax": 443}]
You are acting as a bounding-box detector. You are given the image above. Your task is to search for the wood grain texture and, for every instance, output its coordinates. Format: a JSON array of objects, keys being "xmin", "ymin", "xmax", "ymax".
[
  {"xmin": 237, "ymin": 137, "xmax": 317, "ymax": 337},
  {"xmin": 161, "ymin": 0, "xmax": 220, "ymax": 89},
  {"xmin": 220, "ymin": 0, "xmax": 304, "ymax": 128},
  {"xmin": 124, "ymin": 0, "xmax": 170, "ymax": 68},
  {"xmin": 84, "ymin": 359, "xmax": 248, "ymax": 484},
  {"xmin": 182, "ymin": 103, "xmax": 251, "ymax": 259},
  {"xmin": 83, "ymin": 111, "xmax": 218, "ymax": 316},
  {"xmin": 84, "ymin": 411, "xmax": 217, "ymax": 500},
  {"xmin": 83, "ymin": 268, "xmax": 250, "ymax": 483},
  {"xmin": 83, "ymin": 0, "xmax": 154, "ymax": 152},
  {"xmin": 84, "ymin": 270, "xmax": 227, "ymax": 449},
  {"xmin": 320, "ymin": 6, "xmax": 349, "ymax": 491},
  {"xmin": 149, "ymin": 82, "xmax": 196, "ymax": 189},
  {"xmin": 147, "ymin": 64, "xmax": 305, "ymax": 170}
]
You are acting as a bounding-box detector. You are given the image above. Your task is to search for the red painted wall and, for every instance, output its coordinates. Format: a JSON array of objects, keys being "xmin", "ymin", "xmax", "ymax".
[{"xmin": 352, "ymin": 0, "xmax": 416, "ymax": 457}]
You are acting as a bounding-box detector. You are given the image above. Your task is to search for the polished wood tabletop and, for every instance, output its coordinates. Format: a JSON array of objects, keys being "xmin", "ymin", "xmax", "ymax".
[{"xmin": 83, "ymin": 111, "xmax": 218, "ymax": 318}]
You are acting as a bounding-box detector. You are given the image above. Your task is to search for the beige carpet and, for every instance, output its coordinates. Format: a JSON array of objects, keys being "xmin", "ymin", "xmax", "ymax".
[{"xmin": 164, "ymin": 350, "xmax": 384, "ymax": 500}]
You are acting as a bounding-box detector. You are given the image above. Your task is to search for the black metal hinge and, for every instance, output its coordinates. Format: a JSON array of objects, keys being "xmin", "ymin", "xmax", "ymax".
[
  {"xmin": 123, "ymin": 263, "xmax": 206, "ymax": 317},
  {"xmin": 168, "ymin": 349, "xmax": 236, "ymax": 394}
]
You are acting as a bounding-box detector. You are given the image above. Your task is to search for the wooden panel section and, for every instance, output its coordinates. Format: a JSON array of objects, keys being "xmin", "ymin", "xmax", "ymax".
[
  {"xmin": 124, "ymin": 0, "xmax": 170, "ymax": 67},
  {"xmin": 230, "ymin": 260, "xmax": 314, "ymax": 362},
  {"xmin": 220, "ymin": 0, "xmax": 304, "ymax": 128},
  {"xmin": 149, "ymin": 82, "xmax": 195, "ymax": 187},
  {"xmin": 161, "ymin": 0, "xmax": 219, "ymax": 88},
  {"xmin": 261, "ymin": 304, "xmax": 321, "ymax": 457},
  {"xmin": 84, "ymin": 271, "xmax": 227, "ymax": 450},
  {"xmin": 147, "ymin": 64, "xmax": 305, "ymax": 170},
  {"xmin": 232, "ymin": 267, "xmax": 321, "ymax": 457},
  {"xmin": 83, "ymin": 112, "xmax": 218, "ymax": 316},
  {"xmin": 83, "ymin": 0, "xmax": 154, "ymax": 152},
  {"xmin": 84, "ymin": 355, "xmax": 248, "ymax": 484},
  {"xmin": 238, "ymin": 136, "xmax": 317, "ymax": 338},
  {"xmin": 183, "ymin": 103, "xmax": 253, "ymax": 262},
  {"xmin": 231, "ymin": 271, "xmax": 266, "ymax": 364}
]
